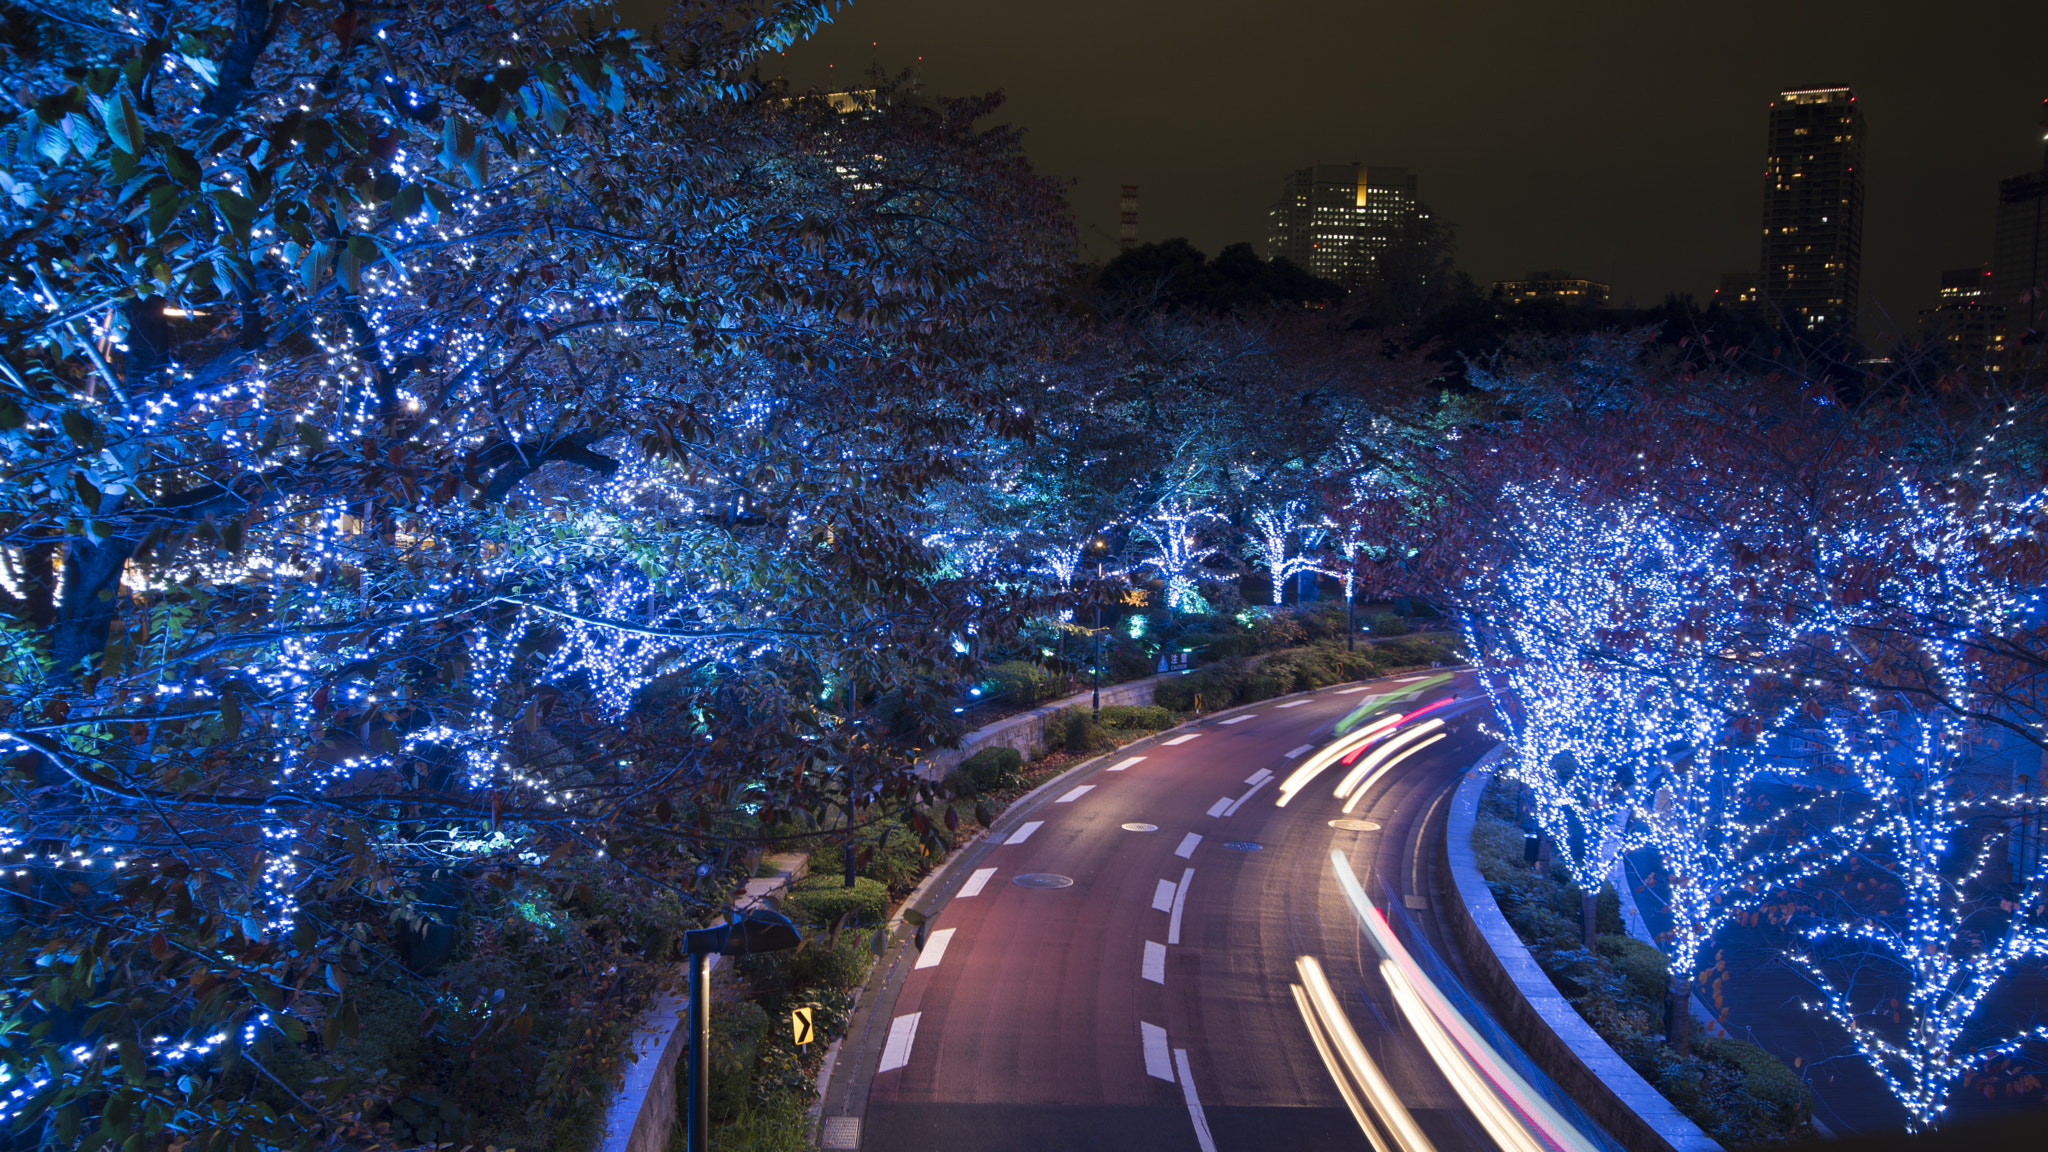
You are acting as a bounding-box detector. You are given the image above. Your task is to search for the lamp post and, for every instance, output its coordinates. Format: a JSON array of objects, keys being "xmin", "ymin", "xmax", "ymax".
[
  {"xmin": 1090, "ymin": 539, "xmax": 1107, "ymax": 719},
  {"xmin": 683, "ymin": 908, "xmax": 803, "ymax": 1152}
]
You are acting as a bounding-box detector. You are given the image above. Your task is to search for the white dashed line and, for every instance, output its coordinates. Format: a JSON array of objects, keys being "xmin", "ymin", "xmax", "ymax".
[
  {"xmin": 1244, "ymin": 768, "xmax": 1273, "ymax": 786},
  {"xmin": 1174, "ymin": 1049, "xmax": 1218, "ymax": 1152},
  {"xmin": 1152, "ymin": 879, "xmax": 1177, "ymax": 913},
  {"xmin": 1224, "ymin": 778, "xmax": 1271, "ymax": 817},
  {"xmin": 1167, "ymin": 867, "xmax": 1193, "ymax": 944},
  {"xmin": 1142, "ymin": 940, "xmax": 1167, "ymax": 984},
  {"xmin": 1141, "ymin": 1022, "xmax": 1175, "ymax": 1081},
  {"xmin": 1108, "ymin": 756, "xmax": 1146, "ymax": 771},
  {"xmin": 1284, "ymin": 744, "xmax": 1314, "ymax": 758},
  {"xmin": 1056, "ymin": 785, "xmax": 1094, "ymax": 803},
  {"xmin": 1175, "ymin": 832, "xmax": 1202, "ymax": 858},
  {"xmin": 1205, "ymin": 797, "xmax": 1231, "ymax": 818},
  {"xmin": 1003, "ymin": 821, "xmax": 1044, "ymax": 845},
  {"xmin": 1275, "ymin": 700, "xmax": 1310, "ymax": 709},
  {"xmin": 1219, "ymin": 715, "xmax": 1255, "ymax": 725},
  {"xmin": 1161, "ymin": 734, "xmax": 1201, "ymax": 746},
  {"xmin": 958, "ymin": 868, "xmax": 996, "ymax": 898},
  {"xmin": 1334, "ymin": 686, "xmax": 1370, "ymax": 694},
  {"xmin": 878, "ymin": 1013, "xmax": 921, "ymax": 1072},
  {"xmin": 914, "ymin": 928, "xmax": 956, "ymax": 969}
]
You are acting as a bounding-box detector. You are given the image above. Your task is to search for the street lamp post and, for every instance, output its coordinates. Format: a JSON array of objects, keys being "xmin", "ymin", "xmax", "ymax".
[
  {"xmin": 683, "ymin": 908, "xmax": 803, "ymax": 1152},
  {"xmin": 1090, "ymin": 541, "xmax": 1108, "ymax": 720}
]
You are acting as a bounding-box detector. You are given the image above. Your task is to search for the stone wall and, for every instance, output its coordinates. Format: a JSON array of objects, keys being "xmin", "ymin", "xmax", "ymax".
[
  {"xmin": 915, "ymin": 674, "xmax": 1167, "ymax": 781},
  {"xmin": 1441, "ymin": 752, "xmax": 1722, "ymax": 1152}
]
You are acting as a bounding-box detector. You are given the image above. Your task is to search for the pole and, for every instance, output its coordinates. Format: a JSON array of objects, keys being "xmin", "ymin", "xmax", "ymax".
[
  {"xmin": 1346, "ymin": 580, "xmax": 1355, "ymax": 652},
  {"xmin": 688, "ymin": 949, "xmax": 710, "ymax": 1152},
  {"xmin": 1091, "ymin": 560, "xmax": 1102, "ymax": 719}
]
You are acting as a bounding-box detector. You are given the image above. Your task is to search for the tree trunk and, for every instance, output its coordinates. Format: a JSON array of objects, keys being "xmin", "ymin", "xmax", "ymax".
[
  {"xmin": 1582, "ymin": 890, "xmax": 1598, "ymax": 948},
  {"xmin": 1667, "ymin": 969, "xmax": 1693, "ymax": 1056},
  {"xmin": 1535, "ymin": 833, "xmax": 1551, "ymax": 876}
]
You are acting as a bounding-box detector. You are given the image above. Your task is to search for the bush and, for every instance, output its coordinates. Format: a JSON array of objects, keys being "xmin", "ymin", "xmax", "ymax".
[
  {"xmin": 1243, "ymin": 674, "xmax": 1282, "ymax": 702},
  {"xmin": 984, "ymin": 659, "xmax": 1064, "ymax": 707},
  {"xmin": 785, "ymin": 931, "xmax": 876, "ymax": 995},
  {"xmin": 1052, "ymin": 707, "xmax": 1119, "ymax": 753},
  {"xmin": 960, "ymin": 745, "xmax": 1022, "ymax": 793},
  {"xmin": 1368, "ymin": 612, "xmax": 1410, "ymax": 636},
  {"xmin": 1597, "ymin": 933, "xmax": 1670, "ymax": 1007},
  {"xmin": 1699, "ymin": 1037, "xmax": 1808, "ymax": 1131},
  {"xmin": 1098, "ymin": 704, "xmax": 1173, "ymax": 730},
  {"xmin": 709, "ymin": 999, "xmax": 771, "ymax": 1123},
  {"xmin": 1372, "ymin": 637, "xmax": 1456, "ymax": 667},
  {"xmin": 784, "ymin": 876, "xmax": 890, "ymax": 928},
  {"xmin": 1109, "ymin": 648, "xmax": 1156, "ymax": 681}
]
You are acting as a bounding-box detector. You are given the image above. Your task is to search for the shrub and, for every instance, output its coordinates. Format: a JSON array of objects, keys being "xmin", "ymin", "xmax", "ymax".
[
  {"xmin": 1052, "ymin": 707, "xmax": 1119, "ymax": 753},
  {"xmin": 1698, "ymin": 1038, "xmax": 1808, "ymax": 1130},
  {"xmin": 983, "ymin": 659, "xmax": 1063, "ymax": 707},
  {"xmin": 1109, "ymin": 648, "xmax": 1156, "ymax": 681},
  {"xmin": 784, "ymin": 876, "xmax": 891, "ymax": 928},
  {"xmin": 1098, "ymin": 704, "xmax": 1173, "ymax": 730},
  {"xmin": 1368, "ymin": 612, "xmax": 1410, "ymax": 636},
  {"xmin": 1372, "ymin": 637, "xmax": 1455, "ymax": 667},
  {"xmin": 1243, "ymin": 674, "xmax": 1282, "ymax": 702},
  {"xmin": 709, "ymin": 999, "xmax": 770, "ymax": 1123},
  {"xmin": 1597, "ymin": 933, "xmax": 1671, "ymax": 1006},
  {"xmin": 785, "ymin": 931, "xmax": 876, "ymax": 995},
  {"xmin": 960, "ymin": 745, "xmax": 1022, "ymax": 793}
]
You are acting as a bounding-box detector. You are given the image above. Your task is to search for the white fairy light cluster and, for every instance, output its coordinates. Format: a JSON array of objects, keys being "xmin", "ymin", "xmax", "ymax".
[
  {"xmin": 1135, "ymin": 495, "xmax": 1220, "ymax": 615},
  {"xmin": 1247, "ymin": 500, "xmax": 1327, "ymax": 606}
]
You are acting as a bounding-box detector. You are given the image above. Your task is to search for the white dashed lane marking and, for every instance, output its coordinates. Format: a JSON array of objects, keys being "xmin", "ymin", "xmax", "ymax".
[
  {"xmin": 1152, "ymin": 879, "xmax": 1177, "ymax": 912},
  {"xmin": 914, "ymin": 928, "xmax": 956, "ymax": 969},
  {"xmin": 1108, "ymin": 756, "xmax": 1146, "ymax": 771},
  {"xmin": 1055, "ymin": 785, "xmax": 1094, "ymax": 803},
  {"xmin": 1175, "ymin": 832, "xmax": 1202, "ymax": 858},
  {"xmin": 1142, "ymin": 940, "xmax": 1167, "ymax": 984},
  {"xmin": 1205, "ymin": 797, "xmax": 1231, "ymax": 818},
  {"xmin": 878, "ymin": 1013, "xmax": 921, "ymax": 1073},
  {"xmin": 1161, "ymin": 733, "xmax": 1201, "ymax": 746},
  {"xmin": 1002, "ymin": 821, "xmax": 1044, "ymax": 845},
  {"xmin": 1275, "ymin": 700, "xmax": 1310, "ymax": 709},
  {"xmin": 1244, "ymin": 768, "xmax": 1273, "ymax": 786},
  {"xmin": 958, "ymin": 868, "xmax": 996, "ymax": 898},
  {"xmin": 1142, "ymin": 1022, "xmax": 1175, "ymax": 1081},
  {"xmin": 1284, "ymin": 744, "xmax": 1314, "ymax": 758},
  {"xmin": 1219, "ymin": 715, "xmax": 1255, "ymax": 725}
]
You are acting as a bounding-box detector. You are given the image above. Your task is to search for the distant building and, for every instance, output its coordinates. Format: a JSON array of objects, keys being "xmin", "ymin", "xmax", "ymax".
[
  {"xmin": 1119, "ymin": 185, "xmax": 1139, "ymax": 251},
  {"xmin": 1491, "ymin": 270, "xmax": 1609, "ymax": 306},
  {"xmin": 1990, "ymin": 100, "xmax": 2048, "ymax": 335},
  {"xmin": 1713, "ymin": 272, "xmax": 1758, "ymax": 307},
  {"xmin": 1266, "ymin": 163, "xmax": 1420, "ymax": 288},
  {"xmin": 1758, "ymin": 85, "xmax": 1866, "ymax": 338},
  {"xmin": 1917, "ymin": 267, "xmax": 2004, "ymax": 369}
]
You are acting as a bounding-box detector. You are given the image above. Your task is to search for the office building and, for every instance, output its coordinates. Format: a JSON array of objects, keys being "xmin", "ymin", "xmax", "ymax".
[
  {"xmin": 1119, "ymin": 185, "xmax": 1139, "ymax": 251},
  {"xmin": 1714, "ymin": 272, "xmax": 1758, "ymax": 307},
  {"xmin": 1918, "ymin": 267, "xmax": 2004, "ymax": 369},
  {"xmin": 1266, "ymin": 163, "xmax": 1420, "ymax": 287},
  {"xmin": 1491, "ymin": 271, "xmax": 1610, "ymax": 307},
  {"xmin": 1990, "ymin": 100, "xmax": 2048, "ymax": 334},
  {"xmin": 1758, "ymin": 86, "xmax": 1866, "ymax": 337}
]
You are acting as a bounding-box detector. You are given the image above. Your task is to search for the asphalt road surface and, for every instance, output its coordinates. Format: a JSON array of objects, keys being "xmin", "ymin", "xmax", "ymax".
[{"xmin": 843, "ymin": 671, "xmax": 1518, "ymax": 1152}]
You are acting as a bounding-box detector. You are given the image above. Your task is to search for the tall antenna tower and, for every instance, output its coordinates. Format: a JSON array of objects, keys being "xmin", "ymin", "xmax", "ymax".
[{"xmin": 1119, "ymin": 185, "xmax": 1139, "ymax": 251}]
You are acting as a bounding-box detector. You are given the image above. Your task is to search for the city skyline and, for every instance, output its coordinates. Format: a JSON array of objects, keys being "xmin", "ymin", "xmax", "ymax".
[{"xmin": 775, "ymin": 1, "xmax": 2048, "ymax": 331}]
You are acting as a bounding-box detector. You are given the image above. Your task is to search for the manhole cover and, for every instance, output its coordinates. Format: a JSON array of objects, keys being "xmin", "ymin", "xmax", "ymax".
[
  {"xmin": 1012, "ymin": 873, "xmax": 1075, "ymax": 888},
  {"xmin": 1221, "ymin": 841, "xmax": 1263, "ymax": 851},
  {"xmin": 1328, "ymin": 819, "xmax": 1382, "ymax": 831},
  {"xmin": 1121, "ymin": 823, "xmax": 1158, "ymax": 832}
]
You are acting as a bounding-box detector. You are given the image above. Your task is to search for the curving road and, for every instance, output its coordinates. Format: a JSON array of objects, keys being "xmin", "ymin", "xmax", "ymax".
[{"xmin": 822, "ymin": 670, "xmax": 1528, "ymax": 1152}]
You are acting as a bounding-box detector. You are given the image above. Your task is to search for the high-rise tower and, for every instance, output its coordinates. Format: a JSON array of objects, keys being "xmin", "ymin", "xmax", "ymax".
[
  {"xmin": 1118, "ymin": 185, "xmax": 1139, "ymax": 251},
  {"xmin": 1990, "ymin": 100, "xmax": 2048, "ymax": 334},
  {"xmin": 1758, "ymin": 86, "xmax": 1865, "ymax": 337},
  {"xmin": 1266, "ymin": 164, "xmax": 1419, "ymax": 288}
]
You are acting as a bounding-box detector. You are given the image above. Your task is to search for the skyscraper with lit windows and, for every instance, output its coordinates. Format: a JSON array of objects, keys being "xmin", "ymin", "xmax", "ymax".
[
  {"xmin": 1758, "ymin": 86, "xmax": 1865, "ymax": 337},
  {"xmin": 1989, "ymin": 100, "xmax": 2048, "ymax": 335},
  {"xmin": 1266, "ymin": 164, "xmax": 1419, "ymax": 288}
]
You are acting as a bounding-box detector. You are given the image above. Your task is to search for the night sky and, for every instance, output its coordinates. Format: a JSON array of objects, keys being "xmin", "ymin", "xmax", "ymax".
[{"xmin": 776, "ymin": 1, "xmax": 2048, "ymax": 334}]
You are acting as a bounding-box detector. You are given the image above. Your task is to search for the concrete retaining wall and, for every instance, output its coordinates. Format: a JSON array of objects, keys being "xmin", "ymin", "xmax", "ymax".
[
  {"xmin": 1442, "ymin": 753, "xmax": 1721, "ymax": 1152},
  {"xmin": 916, "ymin": 674, "xmax": 1167, "ymax": 781}
]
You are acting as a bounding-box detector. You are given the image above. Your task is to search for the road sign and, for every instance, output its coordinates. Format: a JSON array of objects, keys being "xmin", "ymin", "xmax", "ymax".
[{"xmin": 791, "ymin": 1005, "xmax": 815, "ymax": 1046}]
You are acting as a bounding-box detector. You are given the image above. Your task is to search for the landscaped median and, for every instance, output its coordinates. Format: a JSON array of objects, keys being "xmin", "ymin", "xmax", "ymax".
[{"xmin": 1442, "ymin": 755, "xmax": 1814, "ymax": 1152}]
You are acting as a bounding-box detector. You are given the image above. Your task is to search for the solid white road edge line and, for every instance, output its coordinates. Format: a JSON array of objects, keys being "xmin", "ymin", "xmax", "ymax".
[
  {"xmin": 877, "ymin": 1013, "xmax": 921, "ymax": 1073},
  {"xmin": 913, "ymin": 928, "xmax": 955, "ymax": 970},
  {"xmin": 957, "ymin": 868, "xmax": 996, "ymax": 898},
  {"xmin": 1173, "ymin": 1048, "xmax": 1219, "ymax": 1152},
  {"xmin": 1284, "ymin": 744, "xmax": 1314, "ymax": 758},
  {"xmin": 1152, "ymin": 879, "xmax": 1177, "ymax": 913},
  {"xmin": 1141, "ymin": 1022, "xmax": 1175, "ymax": 1082},
  {"xmin": 1161, "ymin": 733, "xmax": 1201, "ymax": 745},
  {"xmin": 1167, "ymin": 867, "xmax": 1194, "ymax": 944},
  {"xmin": 1108, "ymin": 756, "xmax": 1146, "ymax": 771},
  {"xmin": 1175, "ymin": 832, "xmax": 1202, "ymax": 859},
  {"xmin": 1205, "ymin": 797, "xmax": 1231, "ymax": 818},
  {"xmin": 1224, "ymin": 777, "xmax": 1272, "ymax": 816},
  {"xmin": 1055, "ymin": 785, "xmax": 1094, "ymax": 803},
  {"xmin": 1003, "ymin": 820, "xmax": 1044, "ymax": 845},
  {"xmin": 1142, "ymin": 940, "xmax": 1167, "ymax": 984}
]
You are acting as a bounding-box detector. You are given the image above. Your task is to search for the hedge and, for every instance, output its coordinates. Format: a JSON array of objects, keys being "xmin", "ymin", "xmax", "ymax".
[{"xmin": 783, "ymin": 876, "xmax": 891, "ymax": 928}]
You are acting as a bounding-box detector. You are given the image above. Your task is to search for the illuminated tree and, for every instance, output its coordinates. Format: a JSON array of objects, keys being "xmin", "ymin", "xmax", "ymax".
[{"xmin": 1246, "ymin": 499, "xmax": 1326, "ymax": 605}]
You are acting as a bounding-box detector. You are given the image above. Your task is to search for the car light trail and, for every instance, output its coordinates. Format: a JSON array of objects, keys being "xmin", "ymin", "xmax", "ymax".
[
  {"xmin": 1330, "ymin": 850, "xmax": 1600, "ymax": 1152},
  {"xmin": 1291, "ymin": 955, "xmax": 1436, "ymax": 1152},
  {"xmin": 1274, "ymin": 712, "xmax": 1404, "ymax": 807},
  {"xmin": 1339, "ymin": 733, "xmax": 1448, "ymax": 814},
  {"xmin": 1332, "ymin": 719, "xmax": 1447, "ymax": 804}
]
